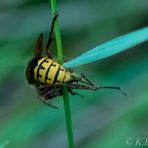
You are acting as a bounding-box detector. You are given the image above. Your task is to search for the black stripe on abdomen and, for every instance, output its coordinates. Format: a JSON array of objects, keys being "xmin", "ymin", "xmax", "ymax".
[
  {"xmin": 53, "ymin": 66, "xmax": 61, "ymax": 84},
  {"xmin": 45, "ymin": 61, "xmax": 54, "ymax": 83},
  {"xmin": 37, "ymin": 59, "xmax": 47, "ymax": 80}
]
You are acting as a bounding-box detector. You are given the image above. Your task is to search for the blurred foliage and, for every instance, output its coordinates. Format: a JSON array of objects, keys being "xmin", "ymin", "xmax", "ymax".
[{"xmin": 0, "ymin": 0, "xmax": 148, "ymax": 148}]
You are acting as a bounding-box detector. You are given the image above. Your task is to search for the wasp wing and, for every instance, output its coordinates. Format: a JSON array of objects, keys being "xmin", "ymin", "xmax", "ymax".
[{"xmin": 35, "ymin": 33, "xmax": 43, "ymax": 58}]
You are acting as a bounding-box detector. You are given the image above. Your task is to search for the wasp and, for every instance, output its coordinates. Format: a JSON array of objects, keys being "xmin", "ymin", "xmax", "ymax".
[{"xmin": 25, "ymin": 15, "xmax": 126, "ymax": 108}]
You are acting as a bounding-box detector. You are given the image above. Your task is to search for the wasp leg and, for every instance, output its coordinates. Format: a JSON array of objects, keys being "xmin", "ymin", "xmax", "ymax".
[
  {"xmin": 37, "ymin": 83, "xmax": 66, "ymax": 89},
  {"xmin": 36, "ymin": 85, "xmax": 59, "ymax": 108},
  {"xmin": 46, "ymin": 14, "xmax": 58, "ymax": 58},
  {"xmin": 36, "ymin": 84, "xmax": 48, "ymax": 95},
  {"xmin": 68, "ymin": 84, "xmax": 97, "ymax": 90},
  {"xmin": 37, "ymin": 84, "xmax": 61, "ymax": 99},
  {"xmin": 97, "ymin": 86, "xmax": 126, "ymax": 96},
  {"xmin": 38, "ymin": 83, "xmax": 97, "ymax": 90},
  {"xmin": 81, "ymin": 73, "xmax": 94, "ymax": 78},
  {"xmin": 68, "ymin": 88, "xmax": 84, "ymax": 97},
  {"xmin": 37, "ymin": 83, "xmax": 125, "ymax": 97},
  {"xmin": 69, "ymin": 83, "xmax": 126, "ymax": 96},
  {"xmin": 80, "ymin": 73, "xmax": 95, "ymax": 86},
  {"xmin": 43, "ymin": 87, "xmax": 62, "ymax": 99},
  {"xmin": 80, "ymin": 73, "xmax": 126, "ymax": 96},
  {"xmin": 35, "ymin": 33, "xmax": 43, "ymax": 58},
  {"xmin": 68, "ymin": 83, "xmax": 126, "ymax": 96},
  {"xmin": 38, "ymin": 97, "xmax": 58, "ymax": 109}
]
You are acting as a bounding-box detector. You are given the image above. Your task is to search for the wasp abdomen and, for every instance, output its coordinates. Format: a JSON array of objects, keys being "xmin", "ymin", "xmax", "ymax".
[{"xmin": 33, "ymin": 57, "xmax": 72, "ymax": 84}]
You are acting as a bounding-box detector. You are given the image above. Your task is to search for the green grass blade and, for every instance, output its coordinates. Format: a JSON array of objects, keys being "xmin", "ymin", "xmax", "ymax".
[
  {"xmin": 63, "ymin": 27, "xmax": 148, "ymax": 68},
  {"xmin": 50, "ymin": 0, "xmax": 74, "ymax": 148}
]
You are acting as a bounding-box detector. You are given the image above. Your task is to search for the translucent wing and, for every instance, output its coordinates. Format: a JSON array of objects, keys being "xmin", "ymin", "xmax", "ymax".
[
  {"xmin": 35, "ymin": 33, "xmax": 43, "ymax": 58},
  {"xmin": 63, "ymin": 27, "xmax": 148, "ymax": 68}
]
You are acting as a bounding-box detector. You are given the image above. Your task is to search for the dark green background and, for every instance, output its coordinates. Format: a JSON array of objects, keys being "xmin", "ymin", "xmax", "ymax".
[{"xmin": 0, "ymin": 0, "xmax": 148, "ymax": 148}]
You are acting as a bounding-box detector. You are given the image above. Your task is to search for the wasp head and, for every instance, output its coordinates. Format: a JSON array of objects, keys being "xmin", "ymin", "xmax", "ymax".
[{"xmin": 25, "ymin": 57, "xmax": 41, "ymax": 84}]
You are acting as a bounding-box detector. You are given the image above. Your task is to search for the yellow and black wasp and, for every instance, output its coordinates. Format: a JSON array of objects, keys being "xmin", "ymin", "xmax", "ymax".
[{"xmin": 25, "ymin": 15, "xmax": 125, "ymax": 108}]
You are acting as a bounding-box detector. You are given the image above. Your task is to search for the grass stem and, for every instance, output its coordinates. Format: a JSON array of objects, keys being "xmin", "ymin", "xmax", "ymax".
[{"xmin": 50, "ymin": 0, "xmax": 74, "ymax": 148}]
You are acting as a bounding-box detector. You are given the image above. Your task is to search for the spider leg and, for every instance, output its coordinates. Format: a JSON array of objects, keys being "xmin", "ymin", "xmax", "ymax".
[
  {"xmin": 35, "ymin": 33, "xmax": 43, "ymax": 58},
  {"xmin": 46, "ymin": 14, "xmax": 58, "ymax": 58}
]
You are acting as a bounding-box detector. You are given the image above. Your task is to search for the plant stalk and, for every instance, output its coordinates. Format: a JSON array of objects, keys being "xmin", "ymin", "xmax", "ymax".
[{"xmin": 50, "ymin": 0, "xmax": 74, "ymax": 148}]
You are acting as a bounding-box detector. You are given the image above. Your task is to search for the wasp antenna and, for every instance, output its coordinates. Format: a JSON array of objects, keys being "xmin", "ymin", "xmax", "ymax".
[{"xmin": 97, "ymin": 86, "xmax": 126, "ymax": 96}]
